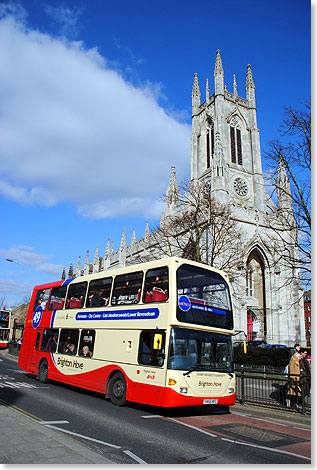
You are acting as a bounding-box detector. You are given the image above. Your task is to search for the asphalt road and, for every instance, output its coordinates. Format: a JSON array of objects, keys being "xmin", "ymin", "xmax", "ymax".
[{"xmin": 0, "ymin": 354, "xmax": 311, "ymax": 464}]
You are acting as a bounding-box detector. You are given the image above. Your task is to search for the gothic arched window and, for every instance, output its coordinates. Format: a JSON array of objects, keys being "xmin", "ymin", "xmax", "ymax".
[
  {"xmin": 206, "ymin": 120, "xmax": 214, "ymax": 169},
  {"xmin": 230, "ymin": 118, "xmax": 243, "ymax": 165}
]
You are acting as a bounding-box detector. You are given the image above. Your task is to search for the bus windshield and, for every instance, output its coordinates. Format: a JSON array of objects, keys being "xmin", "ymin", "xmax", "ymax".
[
  {"xmin": 176, "ymin": 264, "xmax": 233, "ymax": 329},
  {"xmin": 167, "ymin": 327, "xmax": 233, "ymax": 373}
]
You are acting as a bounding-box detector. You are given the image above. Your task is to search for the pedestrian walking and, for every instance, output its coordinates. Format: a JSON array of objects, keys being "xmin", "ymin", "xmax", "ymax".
[{"xmin": 287, "ymin": 351, "xmax": 301, "ymax": 408}]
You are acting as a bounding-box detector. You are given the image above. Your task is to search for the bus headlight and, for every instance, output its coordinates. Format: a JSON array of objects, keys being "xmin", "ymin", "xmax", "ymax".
[
  {"xmin": 180, "ymin": 387, "xmax": 188, "ymax": 394},
  {"xmin": 228, "ymin": 387, "xmax": 235, "ymax": 394}
]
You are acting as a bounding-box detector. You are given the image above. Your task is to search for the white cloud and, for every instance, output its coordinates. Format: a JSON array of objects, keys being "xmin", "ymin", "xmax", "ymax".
[
  {"xmin": 0, "ymin": 245, "xmax": 63, "ymax": 275},
  {"xmin": 0, "ymin": 13, "xmax": 191, "ymax": 219}
]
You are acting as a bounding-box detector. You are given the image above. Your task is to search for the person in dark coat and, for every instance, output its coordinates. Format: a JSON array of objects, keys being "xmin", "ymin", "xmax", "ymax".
[{"xmin": 300, "ymin": 348, "xmax": 311, "ymax": 398}]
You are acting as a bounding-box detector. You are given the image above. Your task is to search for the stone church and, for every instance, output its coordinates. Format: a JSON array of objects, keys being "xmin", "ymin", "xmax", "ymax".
[{"xmin": 68, "ymin": 50, "xmax": 305, "ymax": 347}]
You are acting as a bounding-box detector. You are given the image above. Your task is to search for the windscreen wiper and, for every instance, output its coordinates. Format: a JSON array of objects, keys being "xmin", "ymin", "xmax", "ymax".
[{"xmin": 183, "ymin": 365, "xmax": 206, "ymax": 376}]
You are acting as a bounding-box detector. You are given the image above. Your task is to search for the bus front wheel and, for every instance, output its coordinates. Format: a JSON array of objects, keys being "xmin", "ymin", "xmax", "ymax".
[
  {"xmin": 38, "ymin": 359, "xmax": 49, "ymax": 384},
  {"xmin": 108, "ymin": 372, "xmax": 127, "ymax": 406}
]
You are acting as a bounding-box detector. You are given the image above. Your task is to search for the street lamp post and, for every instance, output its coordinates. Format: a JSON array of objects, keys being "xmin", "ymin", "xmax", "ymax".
[{"xmin": 5, "ymin": 258, "xmax": 35, "ymax": 288}]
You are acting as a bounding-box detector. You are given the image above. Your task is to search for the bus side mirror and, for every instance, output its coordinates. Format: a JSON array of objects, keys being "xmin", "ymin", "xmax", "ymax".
[{"xmin": 153, "ymin": 334, "xmax": 162, "ymax": 350}]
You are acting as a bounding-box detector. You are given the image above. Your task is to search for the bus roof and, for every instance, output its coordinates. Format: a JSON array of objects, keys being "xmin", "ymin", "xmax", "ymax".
[{"xmin": 31, "ymin": 257, "xmax": 230, "ymax": 290}]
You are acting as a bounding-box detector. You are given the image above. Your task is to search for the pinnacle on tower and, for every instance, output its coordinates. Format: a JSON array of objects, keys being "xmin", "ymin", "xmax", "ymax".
[
  {"xmin": 104, "ymin": 238, "xmax": 110, "ymax": 258},
  {"xmin": 103, "ymin": 238, "xmax": 111, "ymax": 271},
  {"xmin": 246, "ymin": 64, "xmax": 255, "ymax": 89},
  {"xmin": 83, "ymin": 250, "xmax": 90, "ymax": 275},
  {"xmin": 75, "ymin": 256, "xmax": 81, "ymax": 277},
  {"xmin": 206, "ymin": 78, "xmax": 210, "ymax": 102},
  {"xmin": 192, "ymin": 73, "xmax": 201, "ymax": 113},
  {"xmin": 165, "ymin": 165, "xmax": 179, "ymax": 217},
  {"xmin": 246, "ymin": 64, "xmax": 256, "ymax": 107},
  {"xmin": 120, "ymin": 228, "xmax": 126, "ymax": 250},
  {"xmin": 233, "ymin": 74, "xmax": 238, "ymax": 98},
  {"xmin": 214, "ymin": 50, "xmax": 224, "ymax": 96},
  {"xmin": 277, "ymin": 158, "xmax": 293, "ymax": 213},
  {"xmin": 93, "ymin": 245, "xmax": 99, "ymax": 273},
  {"xmin": 131, "ymin": 228, "xmax": 136, "ymax": 245},
  {"xmin": 145, "ymin": 221, "xmax": 150, "ymax": 240}
]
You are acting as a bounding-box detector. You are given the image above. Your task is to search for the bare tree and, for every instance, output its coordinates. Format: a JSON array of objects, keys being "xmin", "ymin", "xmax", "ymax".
[
  {"xmin": 264, "ymin": 99, "xmax": 311, "ymax": 286},
  {"xmin": 149, "ymin": 179, "xmax": 243, "ymax": 273}
]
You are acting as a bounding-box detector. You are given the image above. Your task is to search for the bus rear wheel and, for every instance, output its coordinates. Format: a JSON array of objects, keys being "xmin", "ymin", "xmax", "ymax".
[
  {"xmin": 38, "ymin": 359, "xmax": 49, "ymax": 384},
  {"xmin": 108, "ymin": 372, "xmax": 127, "ymax": 406}
]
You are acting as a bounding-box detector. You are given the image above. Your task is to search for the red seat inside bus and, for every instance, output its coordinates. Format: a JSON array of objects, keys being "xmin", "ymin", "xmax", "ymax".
[
  {"xmin": 152, "ymin": 287, "xmax": 168, "ymax": 302},
  {"xmin": 69, "ymin": 298, "xmax": 81, "ymax": 308},
  {"xmin": 52, "ymin": 299, "xmax": 64, "ymax": 310}
]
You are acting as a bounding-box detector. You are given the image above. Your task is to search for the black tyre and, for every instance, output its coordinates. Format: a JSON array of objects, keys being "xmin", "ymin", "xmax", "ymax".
[
  {"xmin": 38, "ymin": 359, "xmax": 49, "ymax": 384},
  {"xmin": 108, "ymin": 372, "xmax": 127, "ymax": 406}
]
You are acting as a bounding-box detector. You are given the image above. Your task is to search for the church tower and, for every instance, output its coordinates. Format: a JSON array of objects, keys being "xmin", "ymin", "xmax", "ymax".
[
  {"xmin": 189, "ymin": 51, "xmax": 305, "ymax": 346},
  {"xmin": 191, "ymin": 50, "xmax": 265, "ymax": 212}
]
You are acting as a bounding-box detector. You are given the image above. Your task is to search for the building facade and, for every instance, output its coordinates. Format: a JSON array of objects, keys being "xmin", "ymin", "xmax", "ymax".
[
  {"xmin": 68, "ymin": 51, "xmax": 306, "ymax": 346},
  {"xmin": 304, "ymin": 290, "xmax": 311, "ymax": 346}
]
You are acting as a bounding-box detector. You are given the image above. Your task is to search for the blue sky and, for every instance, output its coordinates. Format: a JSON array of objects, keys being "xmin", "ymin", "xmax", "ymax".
[{"xmin": 0, "ymin": 0, "xmax": 311, "ymax": 307}]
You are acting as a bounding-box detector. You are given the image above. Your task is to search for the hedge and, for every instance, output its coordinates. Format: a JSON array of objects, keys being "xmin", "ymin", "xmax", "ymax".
[{"xmin": 233, "ymin": 346, "xmax": 291, "ymax": 368}]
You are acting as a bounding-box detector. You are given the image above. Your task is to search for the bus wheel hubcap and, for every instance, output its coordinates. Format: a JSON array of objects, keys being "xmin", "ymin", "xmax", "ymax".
[{"xmin": 113, "ymin": 380, "xmax": 124, "ymax": 398}]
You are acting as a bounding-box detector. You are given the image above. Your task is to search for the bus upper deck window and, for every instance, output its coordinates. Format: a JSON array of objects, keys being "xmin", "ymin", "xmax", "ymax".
[
  {"xmin": 65, "ymin": 282, "xmax": 88, "ymax": 309},
  {"xmin": 143, "ymin": 267, "xmax": 169, "ymax": 303},
  {"xmin": 111, "ymin": 271, "xmax": 143, "ymax": 306},
  {"xmin": 33, "ymin": 289, "xmax": 51, "ymax": 311},
  {"xmin": 49, "ymin": 285, "xmax": 67, "ymax": 310}
]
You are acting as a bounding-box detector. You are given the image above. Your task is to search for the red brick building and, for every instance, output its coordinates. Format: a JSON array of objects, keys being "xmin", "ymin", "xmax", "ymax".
[{"xmin": 304, "ymin": 290, "xmax": 311, "ymax": 346}]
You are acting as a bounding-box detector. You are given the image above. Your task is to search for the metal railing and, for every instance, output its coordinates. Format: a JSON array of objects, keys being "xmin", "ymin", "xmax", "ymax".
[{"xmin": 235, "ymin": 365, "xmax": 311, "ymax": 415}]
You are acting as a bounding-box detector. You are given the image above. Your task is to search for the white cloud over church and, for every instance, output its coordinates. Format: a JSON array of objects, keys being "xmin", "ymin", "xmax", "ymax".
[{"xmin": 0, "ymin": 12, "xmax": 191, "ymax": 219}]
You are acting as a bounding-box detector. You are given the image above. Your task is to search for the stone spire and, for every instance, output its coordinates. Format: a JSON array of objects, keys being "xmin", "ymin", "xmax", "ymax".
[
  {"xmin": 75, "ymin": 256, "xmax": 81, "ymax": 277},
  {"xmin": 206, "ymin": 78, "xmax": 210, "ymax": 102},
  {"xmin": 214, "ymin": 50, "xmax": 224, "ymax": 96},
  {"xmin": 120, "ymin": 228, "xmax": 126, "ymax": 250},
  {"xmin": 102, "ymin": 238, "xmax": 111, "ymax": 270},
  {"xmin": 246, "ymin": 64, "xmax": 255, "ymax": 107},
  {"xmin": 144, "ymin": 221, "xmax": 150, "ymax": 241},
  {"xmin": 68, "ymin": 263, "xmax": 74, "ymax": 279},
  {"xmin": 192, "ymin": 73, "xmax": 201, "ymax": 114},
  {"xmin": 93, "ymin": 245, "xmax": 99, "ymax": 273},
  {"xmin": 83, "ymin": 250, "xmax": 90, "ymax": 276},
  {"xmin": 131, "ymin": 228, "xmax": 136, "ymax": 245},
  {"xmin": 277, "ymin": 159, "xmax": 293, "ymax": 213},
  {"xmin": 119, "ymin": 229, "xmax": 126, "ymax": 267},
  {"xmin": 165, "ymin": 165, "xmax": 179, "ymax": 217},
  {"xmin": 233, "ymin": 74, "xmax": 238, "ymax": 98}
]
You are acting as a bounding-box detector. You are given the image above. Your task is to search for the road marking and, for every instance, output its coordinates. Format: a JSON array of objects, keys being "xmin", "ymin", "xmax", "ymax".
[
  {"xmin": 123, "ymin": 449, "xmax": 148, "ymax": 464},
  {"xmin": 232, "ymin": 411, "xmax": 307, "ymax": 428},
  {"xmin": 0, "ymin": 399, "xmax": 42, "ymax": 422},
  {"xmin": 43, "ymin": 425, "xmax": 121, "ymax": 449},
  {"xmin": 44, "ymin": 424, "xmax": 148, "ymax": 464},
  {"xmin": 167, "ymin": 417, "xmax": 218, "ymax": 437},
  {"xmin": 250, "ymin": 417, "xmax": 287, "ymax": 427},
  {"xmin": 141, "ymin": 415, "xmax": 162, "ymax": 419},
  {"xmin": 166, "ymin": 417, "xmax": 311, "ymax": 462},
  {"xmin": 40, "ymin": 420, "xmax": 70, "ymax": 425}
]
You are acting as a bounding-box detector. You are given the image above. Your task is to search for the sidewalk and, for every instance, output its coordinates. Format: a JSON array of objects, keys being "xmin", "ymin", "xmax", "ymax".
[
  {"xmin": 0, "ymin": 350, "xmax": 116, "ymax": 464},
  {"xmin": 0, "ymin": 404, "xmax": 116, "ymax": 464}
]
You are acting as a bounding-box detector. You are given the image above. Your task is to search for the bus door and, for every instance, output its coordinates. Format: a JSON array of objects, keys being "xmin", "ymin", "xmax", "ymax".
[
  {"xmin": 136, "ymin": 330, "xmax": 166, "ymax": 406},
  {"xmin": 30, "ymin": 330, "xmax": 42, "ymax": 366}
]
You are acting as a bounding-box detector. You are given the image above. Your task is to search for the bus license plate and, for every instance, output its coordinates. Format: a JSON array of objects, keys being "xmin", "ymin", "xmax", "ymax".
[{"xmin": 203, "ymin": 399, "xmax": 218, "ymax": 405}]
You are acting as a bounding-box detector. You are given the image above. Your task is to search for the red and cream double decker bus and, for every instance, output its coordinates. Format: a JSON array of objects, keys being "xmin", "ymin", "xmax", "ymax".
[
  {"xmin": 18, "ymin": 257, "xmax": 236, "ymax": 408},
  {"xmin": 0, "ymin": 309, "xmax": 11, "ymax": 348}
]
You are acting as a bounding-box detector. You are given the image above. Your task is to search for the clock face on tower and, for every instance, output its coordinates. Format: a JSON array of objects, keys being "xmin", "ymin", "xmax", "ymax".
[{"xmin": 233, "ymin": 177, "xmax": 248, "ymax": 197}]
